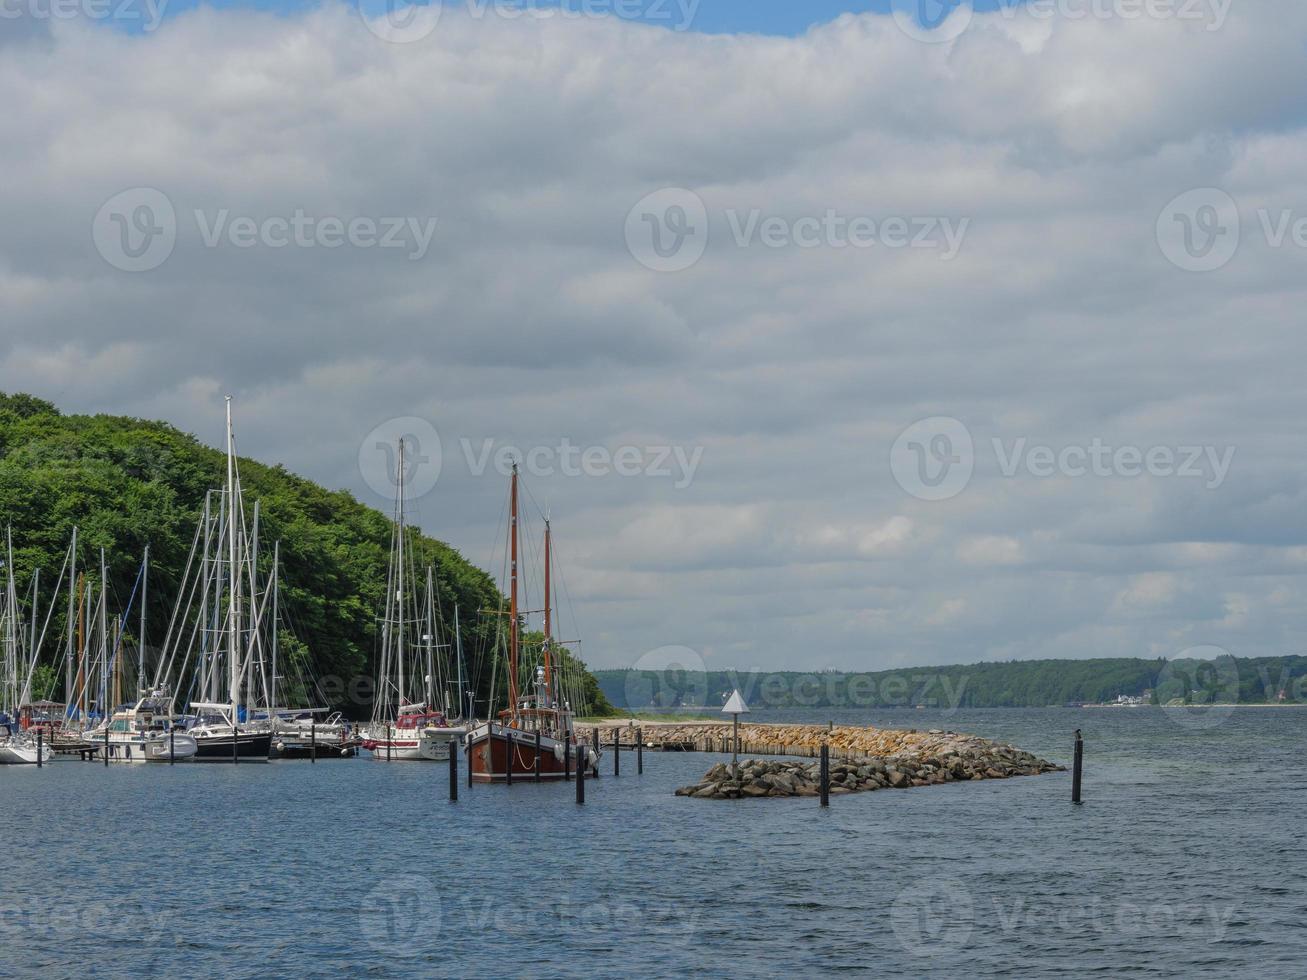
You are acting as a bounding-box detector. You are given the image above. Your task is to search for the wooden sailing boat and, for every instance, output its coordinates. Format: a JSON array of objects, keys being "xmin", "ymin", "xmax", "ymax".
[{"xmin": 466, "ymin": 463, "xmax": 596, "ymax": 782}]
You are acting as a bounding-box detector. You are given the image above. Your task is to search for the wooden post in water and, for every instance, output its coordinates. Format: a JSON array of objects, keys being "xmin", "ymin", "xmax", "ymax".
[
  {"xmin": 170, "ymin": 728, "xmax": 175, "ymax": 765},
  {"xmin": 104, "ymin": 728, "xmax": 109, "ymax": 767},
  {"xmin": 449, "ymin": 739, "xmax": 458, "ymax": 802},
  {"xmin": 310, "ymin": 722, "xmax": 316, "ymax": 764},
  {"xmin": 613, "ymin": 728, "xmax": 620, "ymax": 777},
  {"xmin": 387, "ymin": 725, "xmax": 392, "ymax": 762},
  {"xmin": 535, "ymin": 728, "xmax": 542, "ymax": 782},
  {"xmin": 819, "ymin": 743, "xmax": 830, "ymax": 808},
  {"xmin": 36, "ymin": 730, "xmax": 42, "ymax": 768},
  {"xmin": 466, "ymin": 736, "xmax": 473, "ymax": 789},
  {"xmin": 1072, "ymin": 730, "xmax": 1083, "ymax": 805},
  {"xmin": 637, "ymin": 728, "xmax": 643, "ymax": 775},
  {"xmin": 575, "ymin": 736, "xmax": 585, "ymax": 804}
]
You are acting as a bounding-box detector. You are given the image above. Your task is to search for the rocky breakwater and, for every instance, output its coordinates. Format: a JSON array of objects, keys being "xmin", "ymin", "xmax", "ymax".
[{"xmin": 674, "ymin": 730, "xmax": 1062, "ymax": 800}]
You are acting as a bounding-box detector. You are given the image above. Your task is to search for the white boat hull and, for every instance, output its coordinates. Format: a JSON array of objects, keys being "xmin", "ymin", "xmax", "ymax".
[
  {"xmin": 0, "ymin": 740, "xmax": 53, "ymax": 765},
  {"xmin": 90, "ymin": 732, "xmax": 199, "ymax": 763},
  {"xmin": 365, "ymin": 725, "xmax": 464, "ymax": 761}
]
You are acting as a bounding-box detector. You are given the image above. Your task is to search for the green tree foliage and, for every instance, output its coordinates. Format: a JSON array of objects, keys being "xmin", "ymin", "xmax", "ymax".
[{"xmin": 0, "ymin": 393, "xmax": 608, "ymax": 717}]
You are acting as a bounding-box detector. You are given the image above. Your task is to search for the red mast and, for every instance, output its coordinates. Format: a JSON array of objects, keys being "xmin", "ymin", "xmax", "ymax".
[
  {"xmin": 543, "ymin": 519, "xmax": 553, "ymax": 709},
  {"xmin": 508, "ymin": 462, "xmax": 519, "ymax": 723}
]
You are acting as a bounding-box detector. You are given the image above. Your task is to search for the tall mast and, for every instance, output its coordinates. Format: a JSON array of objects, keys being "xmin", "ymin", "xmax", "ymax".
[
  {"xmin": 543, "ymin": 518, "xmax": 553, "ymax": 710},
  {"xmin": 99, "ymin": 548, "xmax": 107, "ymax": 716},
  {"xmin": 271, "ymin": 540, "xmax": 279, "ymax": 715},
  {"xmin": 425, "ymin": 566, "xmax": 435, "ymax": 710},
  {"xmin": 65, "ymin": 527, "xmax": 77, "ymax": 714},
  {"xmin": 396, "ymin": 438, "xmax": 406, "ymax": 710},
  {"xmin": 76, "ymin": 573, "xmax": 85, "ymax": 721},
  {"xmin": 139, "ymin": 544, "xmax": 148, "ymax": 695},
  {"xmin": 226, "ymin": 396, "xmax": 241, "ymax": 724},
  {"xmin": 508, "ymin": 462, "xmax": 519, "ymax": 721},
  {"xmin": 454, "ymin": 603, "xmax": 465, "ymax": 721}
]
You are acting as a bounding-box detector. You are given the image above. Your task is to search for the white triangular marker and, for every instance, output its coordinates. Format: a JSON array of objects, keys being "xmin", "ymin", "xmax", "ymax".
[{"xmin": 721, "ymin": 689, "xmax": 749, "ymax": 714}]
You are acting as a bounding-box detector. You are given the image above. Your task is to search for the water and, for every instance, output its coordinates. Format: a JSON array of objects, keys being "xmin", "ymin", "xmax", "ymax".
[{"xmin": 3, "ymin": 708, "xmax": 1305, "ymax": 978}]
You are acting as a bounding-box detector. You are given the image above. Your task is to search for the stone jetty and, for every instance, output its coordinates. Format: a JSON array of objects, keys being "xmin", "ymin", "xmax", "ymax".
[{"xmin": 670, "ymin": 728, "xmax": 1062, "ymax": 800}]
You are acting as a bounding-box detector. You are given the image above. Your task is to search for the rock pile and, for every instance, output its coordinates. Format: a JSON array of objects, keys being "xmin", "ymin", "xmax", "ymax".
[{"xmin": 674, "ymin": 733, "xmax": 1061, "ymax": 800}]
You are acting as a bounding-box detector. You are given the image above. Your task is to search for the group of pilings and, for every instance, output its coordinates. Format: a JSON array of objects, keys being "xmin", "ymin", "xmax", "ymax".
[{"xmin": 446, "ymin": 727, "xmax": 647, "ymax": 805}]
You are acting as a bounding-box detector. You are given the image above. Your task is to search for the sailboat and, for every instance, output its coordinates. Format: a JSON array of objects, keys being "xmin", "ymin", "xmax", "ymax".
[
  {"xmin": 465, "ymin": 463, "xmax": 597, "ymax": 782},
  {"xmin": 176, "ymin": 398, "xmax": 273, "ymax": 761},
  {"xmin": 361, "ymin": 438, "xmax": 466, "ymax": 761},
  {"xmin": 0, "ymin": 528, "xmax": 53, "ymax": 765}
]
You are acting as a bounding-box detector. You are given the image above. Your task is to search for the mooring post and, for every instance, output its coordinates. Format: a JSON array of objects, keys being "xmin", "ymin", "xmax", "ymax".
[
  {"xmin": 637, "ymin": 727, "xmax": 644, "ymax": 775},
  {"xmin": 104, "ymin": 728, "xmax": 109, "ymax": 767},
  {"xmin": 310, "ymin": 722, "xmax": 316, "ymax": 764},
  {"xmin": 564, "ymin": 731, "xmax": 572, "ymax": 782},
  {"xmin": 1072, "ymin": 729, "xmax": 1083, "ymax": 805},
  {"xmin": 36, "ymin": 730, "xmax": 42, "ymax": 768},
  {"xmin": 466, "ymin": 736, "xmax": 473, "ymax": 789},
  {"xmin": 576, "ymin": 737, "xmax": 586, "ymax": 804},
  {"xmin": 613, "ymin": 728, "xmax": 620, "ymax": 777},
  {"xmin": 387, "ymin": 725, "xmax": 392, "ymax": 762},
  {"xmin": 449, "ymin": 739, "xmax": 459, "ymax": 802},
  {"xmin": 170, "ymin": 728, "xmax": 175, "ymax": 765},
  {"xmin": 820, "ymin": 743, "xmax": 830, "ymax": 808}
]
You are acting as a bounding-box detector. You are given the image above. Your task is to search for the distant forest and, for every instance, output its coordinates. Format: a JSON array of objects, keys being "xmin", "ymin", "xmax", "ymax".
[{"xmin": 597, "ymin": 656, "xmax": 1307, "ymax": 710}]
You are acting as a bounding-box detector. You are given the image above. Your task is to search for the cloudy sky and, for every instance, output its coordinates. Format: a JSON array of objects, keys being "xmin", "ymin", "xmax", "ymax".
[{"xmin": 3, "ymin": 0, "xmax": 1305, "ymax": 674}]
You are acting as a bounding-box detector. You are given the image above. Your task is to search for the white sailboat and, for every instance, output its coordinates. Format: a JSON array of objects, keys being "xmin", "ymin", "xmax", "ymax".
[
  {"xmin": 0, "ymin": 528, "xmax": 53, "ymax": 765},
  {"xmin": 362, "ymin": 438, "xmax": 465, "ymax": 761}
]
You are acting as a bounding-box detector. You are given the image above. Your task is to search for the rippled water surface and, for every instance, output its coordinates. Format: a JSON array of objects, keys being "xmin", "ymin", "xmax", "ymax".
[{"xmin": 3, "ymin": 707, "xmax": 1305, "ymax": 978}]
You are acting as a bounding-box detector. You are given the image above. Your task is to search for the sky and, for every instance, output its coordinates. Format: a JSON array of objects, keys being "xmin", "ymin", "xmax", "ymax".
[{"xmin": 3, "ymin": 0, "xmax": 1306, "ymax": 676}]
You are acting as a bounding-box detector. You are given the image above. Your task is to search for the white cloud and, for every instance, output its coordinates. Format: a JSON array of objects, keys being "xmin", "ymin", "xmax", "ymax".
[{"xmin": 4, "ymin": 3, "xmax": 1307, "ymax": 669}]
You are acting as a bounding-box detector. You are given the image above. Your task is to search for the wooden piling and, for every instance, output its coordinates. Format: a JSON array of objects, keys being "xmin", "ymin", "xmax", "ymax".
[
  {"xmin": 104, "ymin": 729, "xmax": 109, "ymax": 767},
  {"xmin": 637, "ymin": 728, "xmax": 643, "ymax": 775},
  {"xmin": 613, "ymin": 728, "xmax": 620, "ymax": 777},
  {"xmin": 449, "ymin": 739, "xmax": 458, "ymax": 802},
  {"xmin": 576, "ymin": 736, "xmax": 585, "ymax": 804},
  {"xmin": 819, "ymin": 743, "xmax": 830, "ymax": 807},
  {"xmin": 1072, "ymin": 730, "xmax": 1083, "ymax": 805},
  {"xmin": 170, "ymin": 728, "xmax": 175, "ymax": 765},
  {"xmin": 36, "ymin": 730, "xmax": 42, "ymax": 768},
  {"xmin": 310, "ymin": 722, "xmax": 316, "ymax": 763},
  {"xmin": 387, "ymin": 725, "xmax": 392, "ymax": 762}
]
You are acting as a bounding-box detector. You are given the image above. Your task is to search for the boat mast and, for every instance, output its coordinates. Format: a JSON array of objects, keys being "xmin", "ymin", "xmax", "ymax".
[
  {"xmin": 271, "ymin": 540, "xmax": 279, "ymax": 716},
  {"xmin": 543, "ymin": 518, "xmax": 553, "ymax": 711},
  {"xmin": 508, "ymin": 462, "xmax": 519, "ymax": 722},
  {"xmin": 65, "ymin": 526, "xmax": 77, "ymax": 716},
  {"xmin": 139, "ymin": 544, "xmax": 148, "ymax": 695},
  {"xmin": 226, "ymin": 396, "xmax": 242, "ymax": 725},
  {"xmin": 396, "ymin": 437, "xmax": 406, "ymax": 711},
  {"xmin": 99, "ymin": 548, "xmax": 107, "ymax": 717},
  {"xmin": 454, "ymin": 603, "xmax": 465, "ymax": 722},
  {"xmin": 424, "ymin": 566, "xmax": 435, "ymax": 710}
]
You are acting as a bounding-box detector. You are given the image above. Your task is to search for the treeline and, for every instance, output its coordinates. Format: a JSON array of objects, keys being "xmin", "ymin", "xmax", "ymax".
[
  {"xmin": 598, "ymin": 655, "xmax": 1307, "ymax": 710},
  {"xmin": 0, "ymin": 392, "xmax": 612, "ymax": 717}
]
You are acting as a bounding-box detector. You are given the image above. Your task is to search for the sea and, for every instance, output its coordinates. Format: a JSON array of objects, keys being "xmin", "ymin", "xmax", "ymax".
[{"xmin": 2, "ymin": 707, "xmax": 1304, "ymax": 978}]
